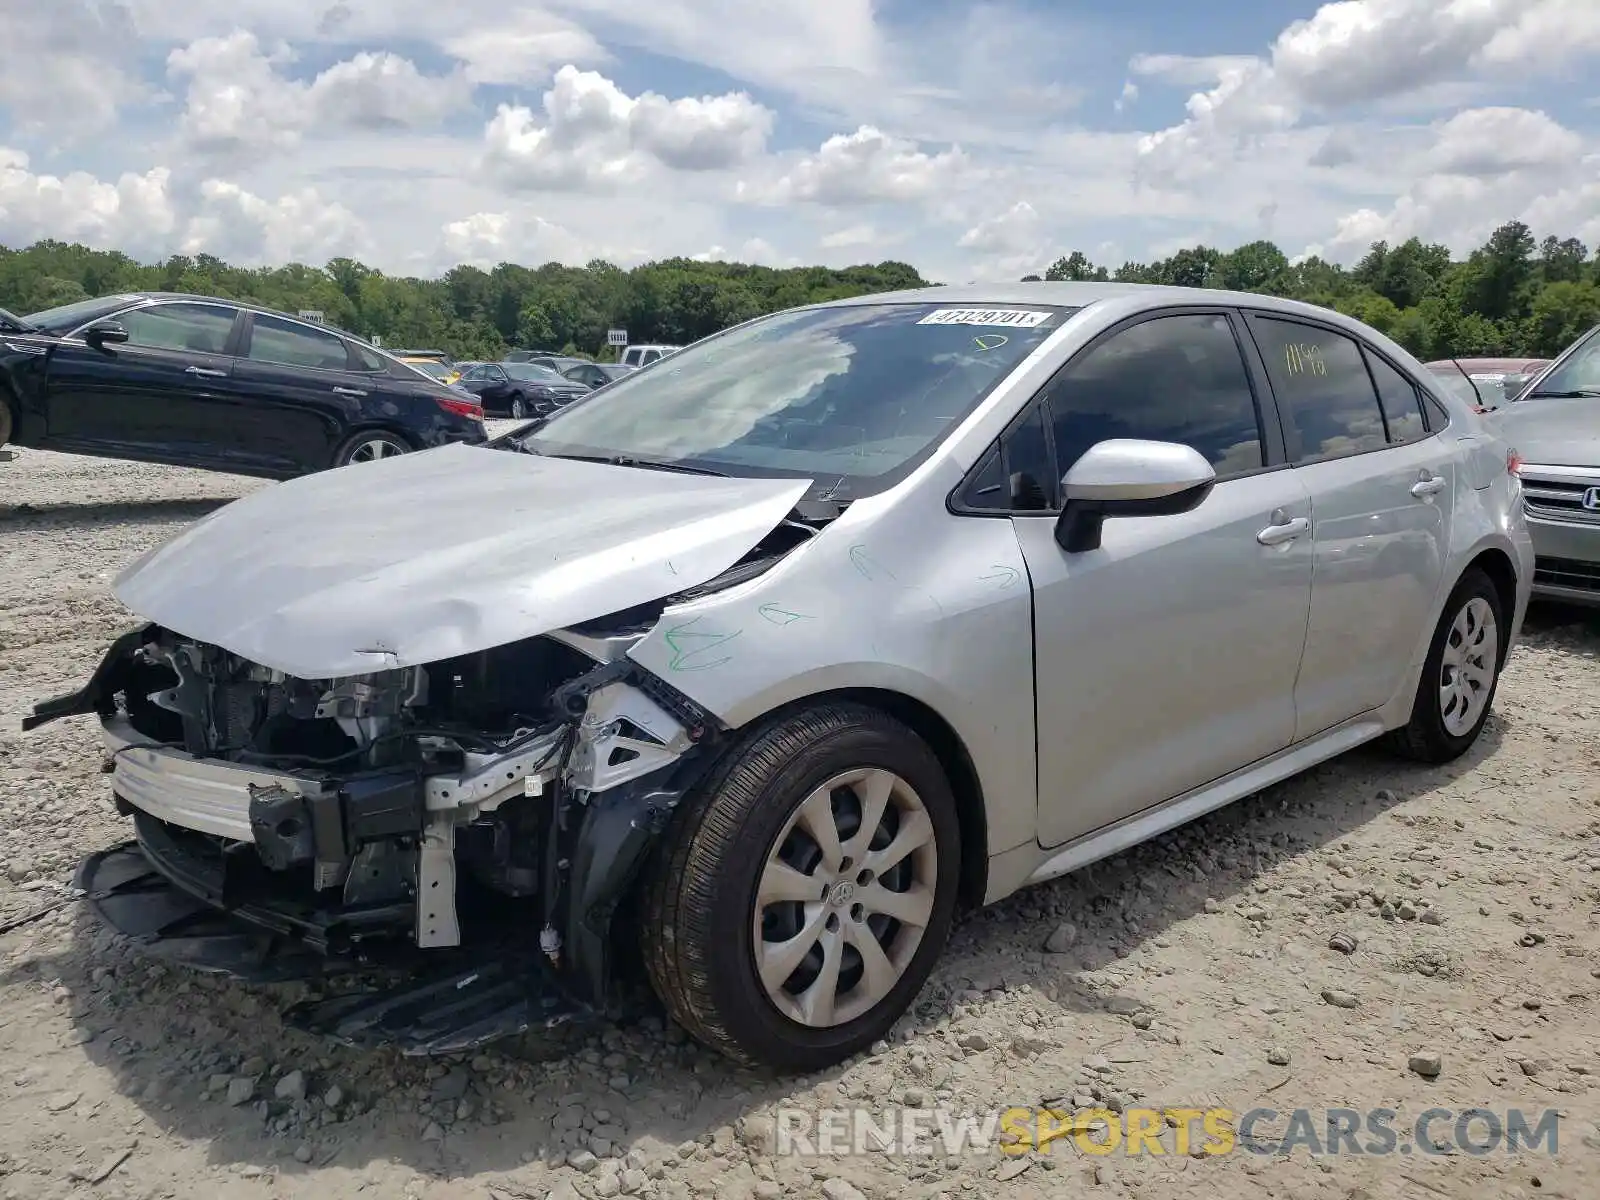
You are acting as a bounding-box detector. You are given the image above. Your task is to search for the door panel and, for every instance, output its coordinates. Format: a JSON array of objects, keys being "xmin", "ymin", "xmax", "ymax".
[
  {"xmin": 226, "ymin": 313, "xmax": 367, "ymax": 472},
  {"xmin": 1244, "ymin": 314, "xmax": 1453, "ymax": 737},
  {"xmin": 1023, "ymin": 471, "xmax": 1314, "ymax": 847},
  {"xmin": 1021, "ymin": 310, "xmax": 1312, "ymax": 848},
  {"xmin": 43, "ymin": 301, "xmax": 241, "ymax": 463}
]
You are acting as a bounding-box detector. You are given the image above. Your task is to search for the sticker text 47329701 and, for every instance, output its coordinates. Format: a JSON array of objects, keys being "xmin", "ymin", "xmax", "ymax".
[{"xmin": 916, "ymin": 308, "xmax": 1054, "ymax": 329}]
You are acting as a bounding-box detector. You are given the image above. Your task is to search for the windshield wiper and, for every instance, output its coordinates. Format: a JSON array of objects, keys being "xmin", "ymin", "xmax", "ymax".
[
  {"xmin": 1526, "ymin": 388, "xmax": 1600, "ymax": 399},
  {"xmin": 531, "ymin": 450, "xmax": 728, "ymax": 477},
  {"xmin": 0, "ymin": 309, "xmax": 42, "ymax": 335}
]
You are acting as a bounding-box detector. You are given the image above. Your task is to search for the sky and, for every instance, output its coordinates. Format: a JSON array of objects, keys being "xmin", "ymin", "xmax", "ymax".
[{"xmin": 1, "ymin": 0, "xmax": 1597, "ymax": 282}]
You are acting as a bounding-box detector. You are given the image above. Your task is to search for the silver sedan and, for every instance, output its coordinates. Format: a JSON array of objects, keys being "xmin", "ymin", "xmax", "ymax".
[{"xmin": 36, "ymin": 282, "xmax": 1533, "ymax": 1071}]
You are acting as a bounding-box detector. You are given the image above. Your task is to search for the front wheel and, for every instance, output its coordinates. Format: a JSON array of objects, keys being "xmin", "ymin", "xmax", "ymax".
[
  {"xmin": 333, "ymin": 430, "xmax": 411, "ymax": 468},
  {"xmin": 1384, "ymin": 567, "xmax": 1506, "ymax": 763},
  {"xmin": 640, "ymin": 703, "xmax": 960, "ymax": 1071}
]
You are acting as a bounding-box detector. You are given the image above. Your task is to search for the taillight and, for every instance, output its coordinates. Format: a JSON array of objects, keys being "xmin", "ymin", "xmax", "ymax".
[
  {"xmin": 435, "ymin": 395, "xmax": 483, "ymax": 420},
  {"xmin": 1507, "ymin": 448, "xmax": 1523, "ymax": 478}
]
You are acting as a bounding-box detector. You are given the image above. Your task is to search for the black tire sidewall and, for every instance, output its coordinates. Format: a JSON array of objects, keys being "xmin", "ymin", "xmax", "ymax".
[
  {"xmin": 0, "ymin": 397, "xmax": 13, "ymax": 446},
  {"xmin": 697, "ymin": 719, "xmax": 960, "ymax": 1068},
  {"xmin": 1413, "ymin": 569, "xmax": 1505, "ymax": 755}
]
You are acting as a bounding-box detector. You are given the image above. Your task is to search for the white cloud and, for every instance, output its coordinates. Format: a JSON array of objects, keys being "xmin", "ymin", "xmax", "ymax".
[
  {"xmin": 440, "ymin": 211, "xmax": 588, "ymax": 267},
  {"xmin": 166, "ymin": 31, "xmax": 471, "ymax": 155},
  {"xmin": 818, "ymin": 224, "xmax": 880, "ymax": 250},
  {"xmin": 442, "ymin": 12, "xmax": 610, "ymax": 84},
  {"xmin": 182, "ymin": 179, "xmax": 368, "ymax": 263},
  {"xmin": 958, "ymin": 202, "xmax": 1042, "ymax": 254},
  {"xmin": 482, "ymin": 65, "xmax": 773, "ymax": 190},
  {"xmin": 0, "ymin": 4, "xmax": 148, "ymax": 136},
  {"xmin": 747, "ymin": 126, "xmax": 976, "ymax": 206},
  {"xmin": 1427, "ymin": 107, "xmax": 1585, "ymax": 177},
  {"xmin": 0, "ymin": 149, "xmax": 176, "ymax": 254}
]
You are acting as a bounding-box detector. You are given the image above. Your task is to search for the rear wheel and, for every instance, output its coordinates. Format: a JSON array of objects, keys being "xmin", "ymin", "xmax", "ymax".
[
  {"xmin": 333, "ymin": 430, "xmax": 411, "ymax": 468},
  {"xmin": 640, "ymin": 703, "xmax": 960, "ymax": 1071},
  {"xmin": 1384, "ymin": 567, "xmax": 1505, "ymax": 763},
  {"xmin": 0, "ymin": 395, "xmax": 13, "ymax": 446},
  {"xmin": 510, "ymin": 393, "xmax": 529, "ymax": 419}
]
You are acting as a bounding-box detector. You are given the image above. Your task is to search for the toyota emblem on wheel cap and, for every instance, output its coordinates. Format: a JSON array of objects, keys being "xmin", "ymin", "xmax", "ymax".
[{"xmin": 1583, "ymin": 486, "xmax": 1600, "ymax": 512}]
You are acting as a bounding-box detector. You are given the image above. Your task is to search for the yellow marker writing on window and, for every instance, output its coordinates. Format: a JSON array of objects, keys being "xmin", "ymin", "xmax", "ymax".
[{"xmin": 1284, "ymin": 343, "xmax": 1327, "ymax": 377}]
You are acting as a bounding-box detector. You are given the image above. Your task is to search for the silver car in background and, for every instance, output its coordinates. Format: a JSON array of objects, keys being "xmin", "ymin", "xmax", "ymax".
[
  {"xmin": 1486, "ymin": 324, "xmax": 1600, "ymax": 604},
  {"xmin": 31, "ymin": 283, "xmax": 1533, "ymax": 1071}
]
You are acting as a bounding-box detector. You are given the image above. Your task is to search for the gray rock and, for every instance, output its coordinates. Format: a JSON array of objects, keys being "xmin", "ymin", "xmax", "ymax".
[
  {"xmin": 421, "ymin": 1120, "xmax": 445, "ymax": 1141},
  {"xmin": 323, "ymin": 1084, "xmax": 344, "ymax": 1109},
  {"xmin": 1397, "ymin": 901, "xmax": 1419, "ymax": 921},
  {"xmin": 1044, "ymin": 922, "xmax": 1078, "ymax": 953},
  {"xmin": 567, "ymin": 1149, "xmax": 600, "ymax": 1173},
  {"xmin": 226, "ymin": 1077, "xmax": 256, "ymax": 1106},
  {"xmin": 1420, "ymin": 908, "xmax": 1443, "ymax": 926},
  {"xmin": 822, "ymin": 1181, "xmax": 868, "ymax": 1200},
  {"xmin": 274, "ymin": 1070, "xmax": 307, "ymax": 1102},
  {"xmin": 293, "ymin": 1142, "xmax": 313, "ymax": 1164},
  {"xmin": 620, "ymin": 1168, "xmax": 648, "ymax": 1194},
  {"xmin": 593, "ymin": 1172, "xmax": 622, "ymax": 1198},
  {"xmin": 1321, "ymin": 989, "xmax": 1360, "ymax": 1010},
  {"xmin": 430, "ymin": 1069, "xmax": 471, "ymax": 1101},
  {"xmin": 958, "ymin": 1031, "xmax": 990, "ymax": 1052},
  {"xmin": 1519, "ymin": 1057, "xmax": 1552, "ymax": 1077},
  {"xmin": 1408, "ymin": 1052, "xmax": 1442, "ymax": 1078},
  {"xmin": 1266, "ymin": 1047, "xmax": 1290, "ymax": 1066}
]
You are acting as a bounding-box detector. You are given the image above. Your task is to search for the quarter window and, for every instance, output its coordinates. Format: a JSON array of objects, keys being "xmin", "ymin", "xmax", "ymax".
[
  {"xmin": 1044, "ymin": 313, "xmax": 1266, "ymax": 479},
  {"xmin": 117, "ymin": 303, "xmax": 237, "ymax": 354},
  {"xmin": 248, "ymin": 314, "xmax": 352, "ymax": 370},
  {"xmin": 1251, "ymin": 317, "xmax": 1387, "ymax": 463},
  {"xmin": 1365, "ymin": 352, "xmax": 1428, "ymax": 444},
  {"xmin": 351, "ymin": 343, "xmax": 387, "ymax": 372}
]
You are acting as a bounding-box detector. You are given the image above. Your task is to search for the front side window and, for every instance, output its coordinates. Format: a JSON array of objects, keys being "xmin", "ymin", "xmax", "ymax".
[
  {"xmin": 1251, "ymin": 317, "xmax": 1387, "ymax": 463},
  {"xmin": 249, "ymin": 315, "xmax": 350, "ymax": 370},
  {"xmin": 1366, "ymin": 352, "xmax": 1428, "ymax": 443},
  {"xmin": 1045, "ymin": 313, "xmax": 1265, "ymax": 479},
  {"xmin": 117, "ymin": 303, "xmax": 238, "ymax": 354},
  {"xmin": 1526, "ymin": 326, "xmax": 1600, "ymax": 398},
  {"xmin": 523, "ymin": 302, "xmax": 1075, "ymax": 492}
]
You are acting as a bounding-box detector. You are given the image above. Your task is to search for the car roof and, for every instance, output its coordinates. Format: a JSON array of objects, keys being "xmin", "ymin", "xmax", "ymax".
[
  {"xmin": 815, "ymin": 280, "xmax": 1397, "ymax": 321},
  {"xmin": 1423, "ymin": 357, "xmax": 1548, "ymax": 373}
]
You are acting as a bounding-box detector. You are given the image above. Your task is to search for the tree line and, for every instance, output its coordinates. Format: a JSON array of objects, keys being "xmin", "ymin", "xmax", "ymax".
[{"xmin": 1, "ymin": 220, "xmax": 1595, "ymax": 362}]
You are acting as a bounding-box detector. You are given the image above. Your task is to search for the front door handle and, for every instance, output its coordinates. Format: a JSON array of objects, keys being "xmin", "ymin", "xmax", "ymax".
[
  {"xmin": 185, "ymin": 365, "xmax": 227, "ymax": 378},
  {"xmin": 1257, "ymin": 516, "xmax": 1310, "ymax": 545},
  {"xmin": 331, "ymin": 386, "xmax": 368, "ymax": 397},
  {"xmin": 1411, "ymin": 473, "xmax": 1446, "ymax": 498}
]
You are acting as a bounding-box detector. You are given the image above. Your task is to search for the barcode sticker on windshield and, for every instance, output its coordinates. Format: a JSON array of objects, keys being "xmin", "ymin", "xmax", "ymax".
[{"xmin": 917, "ymin": 308, "xmax": 1053, "ymax": 328}]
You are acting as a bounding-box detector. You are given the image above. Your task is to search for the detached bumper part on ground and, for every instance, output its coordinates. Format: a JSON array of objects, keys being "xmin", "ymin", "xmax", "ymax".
[{"xmin": 37, "ymin": 622, "xmax": 722, "ymax": 1054}]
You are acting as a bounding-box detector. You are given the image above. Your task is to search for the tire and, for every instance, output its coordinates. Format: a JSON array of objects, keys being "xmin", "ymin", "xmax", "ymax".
[
  {"xmin": 510, "ymin": 393, "xmax": 528, "ymax": 419},
  {"xmin": 640, "ymin": 703, "xmax": 960, "ymax": 1071},
  {"xmin": 332, "ymin": 430, "xmax": 411, "ymax": 468},
  {"xmin": 1384, "ymin": 567, "xmax": 1506, "ymax": 763},
  {"xmin": 0, "ymin": 396, "xmax": 13, "ymax": 447}
]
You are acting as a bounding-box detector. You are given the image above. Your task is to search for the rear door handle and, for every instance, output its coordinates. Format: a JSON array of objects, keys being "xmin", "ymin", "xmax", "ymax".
[
  {"xmin": 1411, "ymin": 473, "xmax": 1446, "ymax": 497},
  {"xmin": 185, "ymin": 365, "xmax": 227, "ymax": 378},
  {"xmin": 332, "ymin": 386, "xmax": 367, "ymax": 397},
  {"xmin": 1257, "ymin": 516, "xmax": 1310, "ymax": 545}
]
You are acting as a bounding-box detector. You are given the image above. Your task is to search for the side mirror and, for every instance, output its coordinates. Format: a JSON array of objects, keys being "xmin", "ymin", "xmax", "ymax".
[
  {"xmin": 1054, "ymin": 439, "xmax": 1216, "ymax": 554},
  {"xmin": 84, "ymin": 321, "xmax": 129, "ymax": 348}
]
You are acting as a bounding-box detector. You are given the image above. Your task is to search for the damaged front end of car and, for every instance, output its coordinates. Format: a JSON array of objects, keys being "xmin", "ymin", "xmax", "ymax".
[{"xmin": 28, "ymin": 617, "xmax": 728, "ymax": 1054}]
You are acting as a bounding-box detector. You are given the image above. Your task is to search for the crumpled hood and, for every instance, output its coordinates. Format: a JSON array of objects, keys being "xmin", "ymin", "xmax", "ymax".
[
  {"xmin": 1488, "ymin": 399, "xmax": 1600, "ymax": 466},
  {"xmin": 114, "ymin": 442, "xmax": 811, "ymax": 678}
]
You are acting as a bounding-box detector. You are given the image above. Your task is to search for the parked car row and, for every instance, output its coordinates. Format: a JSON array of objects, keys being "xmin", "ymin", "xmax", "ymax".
[
  {"xmin": 0, "ymin": 293, "xmax": 486, "ymax": 477},
  {"xmin": 31, "ymin": 282, "xmax": 1549, "ymax": 1072}
]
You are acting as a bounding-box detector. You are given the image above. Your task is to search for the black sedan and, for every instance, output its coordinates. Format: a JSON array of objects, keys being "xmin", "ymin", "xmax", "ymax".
[
  {"xmin": 0, "ymin": 294, "xmax": 485, "ymax": 477},
  {"xmin": 562, "ymin": 362, "xmax": 635, "ymax": 390},
  {"xmin": 455, "ymin": 362, "xmax": 589, "ymax": 418}
]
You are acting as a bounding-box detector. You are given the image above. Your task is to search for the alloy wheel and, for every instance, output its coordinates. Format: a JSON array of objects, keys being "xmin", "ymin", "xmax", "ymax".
[
  {"xmin": 346, "ymin": 435, "xmax": 409, "ymax": 465},
  {"xmin": 1438, "ymin": 595, "xmax": 1497, "ymax": 737},
  {"xmin": 753, "ymin": 768, "xmax": 937, "ymax": 1028}
]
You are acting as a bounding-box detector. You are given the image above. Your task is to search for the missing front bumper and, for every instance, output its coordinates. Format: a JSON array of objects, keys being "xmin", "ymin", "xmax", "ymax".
[{"xmin": 77, "ymin": 840, "xmax": 594, "ymax": 1055}]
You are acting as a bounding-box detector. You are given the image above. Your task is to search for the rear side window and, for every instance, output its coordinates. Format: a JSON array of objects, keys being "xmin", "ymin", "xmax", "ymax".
[
  {"xmin": 1044, "ymin": 313, "xmax": 1266, "ymax": 479},
  {"xmin": 1365, "ymin": 352, "xmax": 1428, "ymax": 444},
  {"xmin": 643, "ymin": 350, "xmax": 661, "ymax": 365},
  {"xmin": 351, "ymin": 344, "xmax": 387, "ymax": 372},
  {"xmin": 1250, "ymin": 317, "xmax": 1386, "ymax": 463},
  {"xmin": 249, "ymin": 315, "xmax": 352, "ymax": 370}
]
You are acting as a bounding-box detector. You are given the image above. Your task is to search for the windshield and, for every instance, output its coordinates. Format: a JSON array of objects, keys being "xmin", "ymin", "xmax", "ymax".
[
  {"xmin": 1429, "ymin": 369, "xmax": 1510, "ymax": 409},
  {"xmin": 1526, "ymin": 326, "xmax": 1600, "ymax": 397},
  {"xmin": 409, "ymin": 361, "xmax": 454, "ymax": 382},
  {"xmin": 507, "ymin": 363, "xmax": 566, "ymax": 382},
  {"xmin": 23, "ymin": 295, "xmax": 142, "ymax": 334},
  {"xmin": 521, "ymin": 302, "xmax": 1074, "ymax": 490}
]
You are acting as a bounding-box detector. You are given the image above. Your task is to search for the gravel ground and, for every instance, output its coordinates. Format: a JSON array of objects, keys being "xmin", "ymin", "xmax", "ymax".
[{"xmin": 1, "ymin": 437, "xmax": 1598, "ymax": 1200}]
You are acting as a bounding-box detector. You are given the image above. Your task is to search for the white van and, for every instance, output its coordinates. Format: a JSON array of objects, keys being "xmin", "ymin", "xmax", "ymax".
[{"xmin": 620, "ymin": 343, "xmax": 681, "ymax": 368}]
